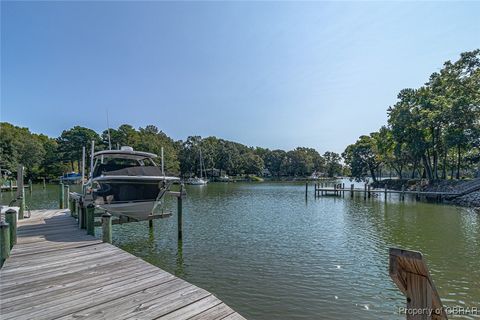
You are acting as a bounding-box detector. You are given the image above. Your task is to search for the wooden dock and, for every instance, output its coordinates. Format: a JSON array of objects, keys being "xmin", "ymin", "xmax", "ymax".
[
  {"xmin": 0, "ymin": 209, "xmax": 245, "ymax": 320},
  {"xmin": 311, "ymin": 182, "xmax": 459, "ymax": 202}
]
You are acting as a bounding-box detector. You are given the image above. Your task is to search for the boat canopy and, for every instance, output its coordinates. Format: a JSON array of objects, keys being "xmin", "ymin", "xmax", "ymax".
[
  {"xmin": 94, "ymin": 149, "xmax": 158, "ymax": 160},
  {"xmin": 103, "ymin": 166, "xmax": 164, "ymax": 177}
]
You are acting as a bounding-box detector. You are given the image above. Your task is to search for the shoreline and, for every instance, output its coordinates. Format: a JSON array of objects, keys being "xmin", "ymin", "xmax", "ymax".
[{"xmin": 372, "ymin": 179, "xmax": 480, "ymax": 209}]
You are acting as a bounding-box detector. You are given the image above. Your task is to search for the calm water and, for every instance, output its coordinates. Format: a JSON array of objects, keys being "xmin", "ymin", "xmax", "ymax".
[{"xmin": 2, "ymin": 181, "xmax": 479, "ymax": 319}]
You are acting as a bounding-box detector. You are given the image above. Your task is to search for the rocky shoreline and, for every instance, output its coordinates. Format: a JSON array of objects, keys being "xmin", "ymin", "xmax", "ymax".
[{"xmin": 372, "ymin": 179, "xmax": 480, "ymax": 209}]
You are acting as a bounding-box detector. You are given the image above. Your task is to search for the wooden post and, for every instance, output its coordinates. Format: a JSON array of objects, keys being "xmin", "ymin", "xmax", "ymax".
[
  {"xmin": 401, "ymin": 184, "xmax": 405, "ymax": 201},
  {"xmin": 86, "ymin": 204, "xmax": 95, "ymax": 236},
  {"xmin": 71, "ymin": 199, "xmax": 76, "ymax": 217},
  {"xmin": 76, "ymin": 200, "xmax": 81, "ymax": 223},
  {"xmin": 305, "ymin": 181, "xmax": 308, "ymax": 199},
  {"xmin": 350, "ymin": 184, "xmax": 354, "ymax": 198},
  {"xmin": 28, "ymin": 179, "xmax": 33, "ymax": 194},
  {"xmin": 364, "ymin": 183, "xmax": 367, "ymax": 200},
  {"xmin": 59, "ymin": 182, "xmax": 64, "ymax": 209},
  {"xmin": 80, "ymin": 201, "xmax": 86, "ymax": 229},
  {"xmin": 177, "ymin": 184, "xmax": 184, "ymax": 241},
  {"xmin": 149, "ymin": 219, "xmax": 153, "ymax": 230},
  {"xmin": 368, "ymin": 185, "xmax": 371, "ymax": 198},
  {"xmin": 17, "ymin": 165, "xmax": 25, "ymax": 219},
  {"xmin": 0, "ymin": 221, "xmax": 10, "ymax": 267},
  {"xmin": 101, "ymin": 212, "xmax": 112, "ymax": 243},
  {"xmin": 65, "ymin": 185, "xmax": 70, "ymax": 211},
  {"xmin": 19, "ymin": 186, "xmax": 25, "ymax": 220},
  {"xmin": 416, "ymin": 185, "xmax": 421, "ymax": 201},
  {"xmin": 384, "ymin": 184, "xmax": 387, "ymax": 201},
  {"xmin": 43, "ymin": 177, "xmax": 46, "ymax": 189},
  {"xmin": 5, "ymin": 209, "xmax": 17, "ymax": 249},
  {"xmin": 389, "ymin": 248, "xmax": 447, "ymax": 320},
  {"xmin": 342, "ymin": 183, "xmax": 345, "ymax": 197}
]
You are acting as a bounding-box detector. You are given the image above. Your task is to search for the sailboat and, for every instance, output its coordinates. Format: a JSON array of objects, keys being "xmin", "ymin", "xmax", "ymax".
[
  {"xmin": 83, "ymin": 146, "xmax": 179, "ymax": 220},
  {"xmin": 186, "ymin": 148, "xmax": 208, "ymax": 185}
]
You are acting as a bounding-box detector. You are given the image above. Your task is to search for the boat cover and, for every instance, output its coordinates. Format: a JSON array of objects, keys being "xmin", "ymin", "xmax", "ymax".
[{"xmin": 101, "ymin": 166, "xmax": 164, "ymax": 177}]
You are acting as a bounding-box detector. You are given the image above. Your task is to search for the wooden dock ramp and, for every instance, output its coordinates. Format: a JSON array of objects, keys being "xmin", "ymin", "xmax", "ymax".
[
  {"xmin": 0, "ymin": 209, "xmax": 245, "ymax": 320},
  {"xmin": 389, "ymin": 248, "xmax": 447, "ymax": 320}
]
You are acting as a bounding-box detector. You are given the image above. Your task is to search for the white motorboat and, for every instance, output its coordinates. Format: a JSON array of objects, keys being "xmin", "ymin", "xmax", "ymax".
[
  {"xmin": 185, "ymin": 177, "xmax": 208, "ymax": 185},
  {"xmin": 84, "ymin": 146, "xmax": 179, "ymax": 220}
]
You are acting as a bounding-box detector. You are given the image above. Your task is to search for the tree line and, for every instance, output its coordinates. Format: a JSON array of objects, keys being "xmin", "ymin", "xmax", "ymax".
[
  {"xmin": 343, "ymin": 50, "xmax": 480, "ymax": 182},
  {"xmin": 0, "ymin": 122, "xmax": 343, "ymax": 180}
]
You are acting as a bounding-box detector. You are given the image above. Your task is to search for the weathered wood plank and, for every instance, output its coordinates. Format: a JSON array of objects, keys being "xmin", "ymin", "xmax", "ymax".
[
  {"xmin": 0, "ymin": 209, "xmax": 246, "ymax": 320},
  {"xmin": 157, "ymin": 295, "xmax": 223, "ymax": 320},
  {"xmin": 188, "ymin": 302, "xmax": 236, "ymax": 320},
  {"xmin": 57, "ymin": 278, "xmax": 193, "ymax": 320}
]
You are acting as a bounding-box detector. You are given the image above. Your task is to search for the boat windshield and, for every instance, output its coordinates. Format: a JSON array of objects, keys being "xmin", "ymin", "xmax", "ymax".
[{"xmin": 93, "ymin": 156, "xmax": 157, "ymax": 178}]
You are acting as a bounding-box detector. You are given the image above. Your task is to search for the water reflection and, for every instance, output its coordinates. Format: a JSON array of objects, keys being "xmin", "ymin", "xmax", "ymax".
[{"xmin": 1, "ymin": 183, "xmax": 478, "ymax": 319}]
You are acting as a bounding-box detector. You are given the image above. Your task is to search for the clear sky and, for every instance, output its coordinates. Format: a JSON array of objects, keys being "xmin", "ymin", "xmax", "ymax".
[{"xmin": 1, "ymin": 1, "xmax": 479, "ymax": 153}]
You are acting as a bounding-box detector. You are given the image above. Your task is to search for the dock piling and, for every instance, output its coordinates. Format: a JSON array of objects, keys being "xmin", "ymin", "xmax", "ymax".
[
  {"xmin": 5, "ymin": 209, "xmax": 17, "ymax": 249},
  {"xmin": 177, "ymin": 184, "xmax": 184, "ymax": 241},
  {"xmin": 19, "ymin": 186, "xmax": 25, "ymax": 220},
  {"xmin": 17, "ymin": 165, "xmax": 25, "ymax": 219},
  {"xmin": 28, "ymin": 179, "xmax": 33, "ymax": 194},
  {"xmin": 305, "ymin": 181, "xmax": 308, "ymax": 199},
  {"xmin": 350, "ymin": 184, "xmax": 354, "ymax": 198},
  {"xmin": 401, "ymin": 184, "xmax": 405, "ymax": 201},
  {"xmin": 43, "ymin": 177, "xmax": 46, "ymax": 189},
  {"xmin": 101, "ymin": 212, "xmax": 112, "ymax": 243},
  {"xmin": 65, "ymin": 185, "xmax": 70, "ymax": 210},
  {"xmin": 389, "ymin": 248, "xmax": 447, "ymax": 320},
  {"xmin": 384, "ymin": 184, "xmax": 387, "ymax": 200},
  {"xmin": 0, "ymin": 221, "xmax": 10, "ymax": 267},
  {"xmin": 79, "ymin": 201, "xmax": 86, "ymax": 229},
  {"xmin": 86, "ymin": 204, "xmax": 95, "ymax": 236},
  {"xmin": 364, "ymin": 183, "xmax": 367, "ymax": 200},
  {"xmin": 59, "ymin": 182, "xmax": 64, "ymax": 209},
  {"xmin": 70, "ymin": 198, "xmax": 75, "ymax": 216}
]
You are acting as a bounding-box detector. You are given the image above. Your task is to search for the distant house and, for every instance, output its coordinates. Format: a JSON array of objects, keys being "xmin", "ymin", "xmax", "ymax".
[
  {"xmin": 310, "ymin": 171, "xmax": 326, "ymax": 179},
  {"xmin": 261, "ymin": 168, "xmax": 272, "ymax": 177},
  {"xmin": 205, "ymin": 168, "xmax": 221, "ymax": 177}
]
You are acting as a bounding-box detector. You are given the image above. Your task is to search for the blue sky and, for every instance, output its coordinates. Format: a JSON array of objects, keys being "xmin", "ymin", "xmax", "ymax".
[{"xmin": 1, "ymin": 1, "xmax": 479, "ymax": 153}]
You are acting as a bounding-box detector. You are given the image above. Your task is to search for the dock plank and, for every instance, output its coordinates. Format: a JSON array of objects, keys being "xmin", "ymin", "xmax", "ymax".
[{"xmin": 0, "ymin": 209, "xmax": 245, "ymax": 320}]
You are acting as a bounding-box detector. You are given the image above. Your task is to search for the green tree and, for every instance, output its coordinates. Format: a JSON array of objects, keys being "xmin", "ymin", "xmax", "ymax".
[
  {"xmin": 343, "ymin": 135, "xmax": 381, "ymax": 182},
  {"xmin": 57, "ymin": 126, "xmax": 102, "ymax": 172},
  {"xmin": 323, "ymin": 151, "xmax": 342, "ymax": 177}
]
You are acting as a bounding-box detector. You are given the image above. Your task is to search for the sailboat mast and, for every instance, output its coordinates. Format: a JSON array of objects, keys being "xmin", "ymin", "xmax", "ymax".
[
  {"xmin": 199, "ymin": 148, "xmax": 203, "ymax": 179},
  {"xmin": 106, "ymin": 109, "xmax": 112, "ymax": 150}
]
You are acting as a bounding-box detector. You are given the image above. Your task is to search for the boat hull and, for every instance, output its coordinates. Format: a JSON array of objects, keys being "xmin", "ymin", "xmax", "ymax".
[
  {"xmin": 91, "ymin": 176, "xmax": 176, "ymax": 219},
  {"xmin": 95, "ymin": 201, "xmax": 157, "ymax": 220}
]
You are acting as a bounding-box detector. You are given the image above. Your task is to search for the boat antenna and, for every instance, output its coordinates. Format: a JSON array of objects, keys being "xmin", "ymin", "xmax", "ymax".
[
  {"xmin": 106, "ymin": 109, "xmax": 112, "ymax": 150},
  {"xmin": 90, "ymin": 140, "xmax": 95, "ymax": 179},
  {"xmin": 161, "ymin": 146, "xmax": 165, "ymax": 176},
  {"xmin": 81, "ymin": 146, "xmax": 86, "ymax": 189}
]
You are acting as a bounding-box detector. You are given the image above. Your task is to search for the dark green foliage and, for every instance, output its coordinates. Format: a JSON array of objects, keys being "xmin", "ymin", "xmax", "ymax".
[
  {"xmin": 344, "ymin": 50, "xmax": 480, "ymax": 181},
  {"xmin": 1, "ymin": 122, "xmax": 339, "ymax": 180}
]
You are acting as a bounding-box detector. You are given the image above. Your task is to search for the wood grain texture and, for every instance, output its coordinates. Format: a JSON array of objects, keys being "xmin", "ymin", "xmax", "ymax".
[{"xmin": 0, "ymin": 209, "xmax": 246, "ymax": 320}]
